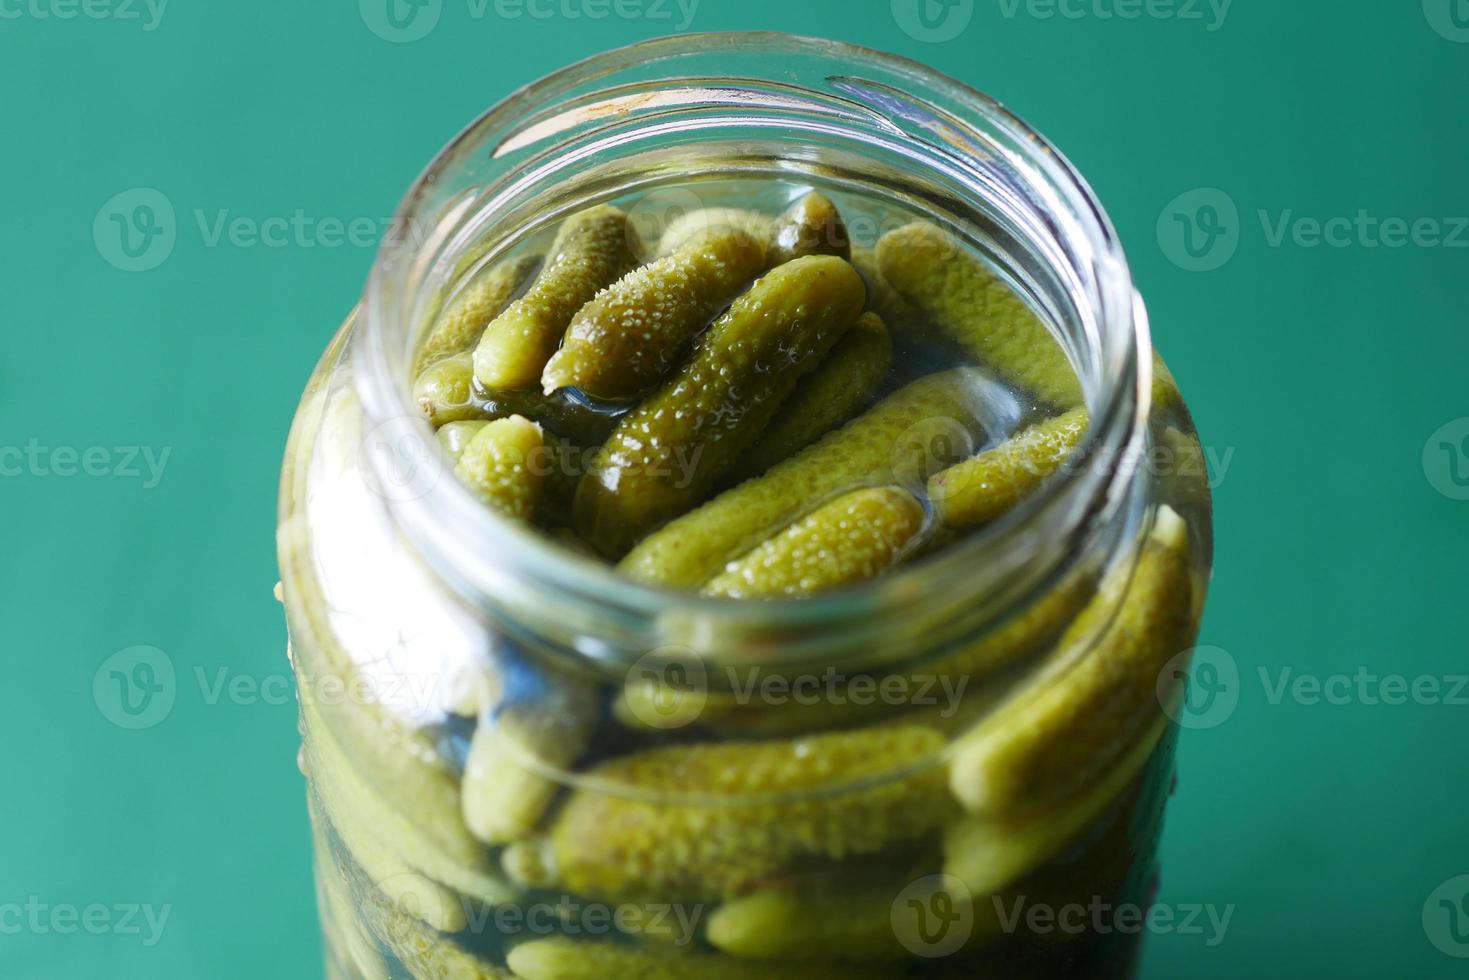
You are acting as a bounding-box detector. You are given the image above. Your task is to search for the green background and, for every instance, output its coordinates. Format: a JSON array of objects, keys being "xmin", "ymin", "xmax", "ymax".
[{"xmin": 3, "ymin": 1, "xmax": 1466, "ymax": 977}]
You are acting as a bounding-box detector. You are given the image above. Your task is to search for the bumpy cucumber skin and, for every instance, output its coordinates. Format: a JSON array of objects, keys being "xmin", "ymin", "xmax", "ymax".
[
  {"xmin": 473, "ymin": 206, "xmax": 639, "ymax": 390},
  {"xmin": 772, "ymin": 192, "xmax": 851, "ymax": 264},
  {"xmin": 619, "ymin": 368, "xmax": 988, "ymax": 588},
  {"xmin": 930, "ymin": 406, "xmax": 1090, "ymax": 527},
  {"xmin": 524, "ymin": 726, "xmax": 954, "ymax": 904},
  {"xmin": 461, "ymin": 675, "xmax": 598, "ymax": 847},
  {"xmin": 436, "ymin": 420, "xmax": 490, "ymax": 459},
  {"xmin": 575, "ymin": 255, "xmax": 866, "ymax": 558},
  {"xmin": 507, "ymin": 938, "xmax": 886, "ymax": 980},
  {"xmin": 358, "ymin": 883, "xmax": 516, "ymax": 980},
  {"xmin": 542, "ymin": 227, "xmax": 769, "ymax": 399},
  {"xmin": 703, "ymin": 486, "xmax": 923, "ymax": 598},
  {"xmin": 877, "ymin": 222, "xmax": 1083, "ymax": 409},
  {"xmin": 454, "ymin": 416, "xmax": 545, "ymax": 522},
  {"xmin": 414, "ymin": 253, "xmax": 541, "ymax": 374},
  {"xmin": 948, "ymin": 507, "xmax": 1195, "ymax": 815},
  {"xmin": 728, "ymin": 312, "xmax": 892, "ymax": 483}
]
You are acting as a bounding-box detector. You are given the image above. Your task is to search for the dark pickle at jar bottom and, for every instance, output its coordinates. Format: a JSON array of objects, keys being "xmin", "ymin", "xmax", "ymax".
[{"xmin": 281, "ymin": 44, "xmax": 1213, "ymax": 980}]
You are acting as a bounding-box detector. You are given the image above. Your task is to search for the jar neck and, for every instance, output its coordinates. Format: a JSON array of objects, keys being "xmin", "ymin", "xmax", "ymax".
[{"xmin": 351, "ymin": 34, "xmax": 1153, "ymax": 675}]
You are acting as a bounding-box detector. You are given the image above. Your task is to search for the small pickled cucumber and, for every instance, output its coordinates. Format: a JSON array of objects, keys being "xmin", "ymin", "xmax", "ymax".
[
  {"xmin": 473, "ymin": 205, "xmax": 639, "ymax": 390},
  {"xmin": 851, "ymin": 246, "xmax": 926, "ymax": 339},
  {"xmin": 705, "ymin": 862, "xmax": 943, "ymax": 963},
  {"xmin": 772, "ymin": 192, "xmax": 851, "ymax": 263},
  {"xmin": 727, "ymin": 312, "xmax": 892, "ymax": 483},
  {"xmin": 461, "ymin": 676, "xmax": 598, "ymax": 846},
  {"xmin": 948, "ymin": 506, "xmax": 1195, "ymax": 814},
  {"xmin": 314, "ymin": 779, "xmax": 465, "ymax": 933},
  {"xmin": 944, "ymin": 715, "xmax": 1168, "ymax": 897},
  {"xmin": 415, "ymin": 354, "xmax": 482, "ymax": 427},
  {"xmin": 655, "ymin": 193, "xmax": 848, "ymax": 265},
  {"xmin": 436, "ymin": 420, "xmax": 490, "ymax": 459},
  {"xmin": 298, "ymin": 682, "xmax": 490, "ymax": 884},
  {"xmin": 657, "ymin": 207, "xmax": 777, "ymax": 255},
  {"xmin": 929, "ymin": 406, "xmax": 1090, "ymax": 527},
  {"xmin": 877, "ymin": 222, "xmax": 1082, "ymax": 408},
  {"xmin": 455, "ymin": 416, "xmax": 544, "ymax": 522},
  {"xmin": 314, "ymin": 823, "xmax": 391, "ymax": 980},
  {"xmin": 359, "ymin": 884, "xmax": 515, "ymax": 980},
  {"xmin": 703, "ymin": 486, "xmax": 923, "ymax": 598},
  {"xmin": 506, "ymin": 938, "xmax": 883, "ymax": 980},
  {"xmin": 576, "ymin": 255, "xmax": 866, "ymax": 557},
  {"xmin": 414, "ymin": 254, "xmax": 541, "ymax": 374},
  {"xmin": 303, "ymin": 699, "xmax": 515, "ymax": 910},
  {"xmin": 620, "ymin": 368, "xmax": 989, "ymax": 588},
  {"xmin": 506, "ymin": 726, "xmax": 954, "ymax": 904},
  {"xmin": 542, "ymin": 227, "xmax": 769, "ymax": 399}
]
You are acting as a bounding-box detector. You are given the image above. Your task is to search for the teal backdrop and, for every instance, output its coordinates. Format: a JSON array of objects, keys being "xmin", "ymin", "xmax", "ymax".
[{"xmin": 2, "ymin": 2, "xmax": 1466, "ymax": 977}]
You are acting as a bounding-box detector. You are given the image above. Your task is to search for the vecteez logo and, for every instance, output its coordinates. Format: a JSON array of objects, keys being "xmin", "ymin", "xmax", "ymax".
[
  {"xmin": 93, "ymin": 646, "xmax": 177, "ymax": 730},
  {"xmin": 360, "ymin": 0, "xmax": 442, "ymax": 42},
  {"xmin": 1423, "ymin": 875, "xmax": 1469, "ymax": 958},
  {"xmin": 1157, "ymin": 188, "xmax": 1240, "ymax": 272},
  {"xmin": 0, "ymin": 0, "xmax": 169, "ymax": 30},
  {"xmin": 891, "ymin": 875, "xmax": 975, "ymax": 957},
  {"xmin": 1423, "ymin": 0, "xmax": 1469, "ymax": 42},
  {"xmin": 891, "ymin": 0, "xmax": 975, "ymax": 42},
  {"xmin": 93, "ymin": 188, "xmax": 176, "ymax": 273},
  {"xmin": 1423, "ymin": 418, "xmax": 1469, "ymax": 501},
  {"xmin": 1159, "ymin": 645, "xmax": 1240, "ymax": 730}
]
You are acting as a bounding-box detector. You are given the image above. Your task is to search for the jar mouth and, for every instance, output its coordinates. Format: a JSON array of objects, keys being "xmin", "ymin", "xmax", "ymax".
[{"xmin": 354, "ymin": 33, "xmax": 1151, "ymax": 668}]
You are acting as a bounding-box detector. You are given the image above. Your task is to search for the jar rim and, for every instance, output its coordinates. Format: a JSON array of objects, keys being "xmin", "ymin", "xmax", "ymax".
[{"xmin": 354, "ymin": 32, "xmax": 1153, "ymax": 665}]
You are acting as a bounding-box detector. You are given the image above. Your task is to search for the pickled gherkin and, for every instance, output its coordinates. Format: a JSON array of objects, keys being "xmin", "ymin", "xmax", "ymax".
[
  {"xmin": 726, "ymin": 312, "xmax": 892, "ymax": 483},
  {"xmin": 929, "ymin": 406, "xmax": 1090, "ymax": 527},
  {"xmin": 943, "ymin": 716, "xmax": 1169, "ymax": 897},
  {"xmin": 436, "ymin": 420, "xmax": 489, "ymax": 459},
  {"xmin": 657, "ymin": 207, "xmax": 776, "ymax": 255},
  {"xmin": 303, "ymin": 698, "xmax": 514, "ymax": 910},
  {"xmin": 619, "ymin": 368, "xmax": 990, "ymax": 588},
  {"xmin": 414, "ymin": 354, "xmax": 482, "ymax": 428},
  {"xmin": 948, "ymin": 506, "xmax": 1195, "ymax": 814},
  {"xmin": 461, "ymin": 673, "xmax": 599, "ymax": 846},
  {"xmin": 654, "ymin": 192, "xmax": 849, "ymax": 267},
  {"xmin": 772, "ymin": 192, "xmax": 851, "ymax": 263},
  {"xmin": 358, "ymin": 883, "xmax": 516, "ymax": 980},
  {"xmin": 542, "ymin": 226, "xmax": 768, "ymax": 399},
  {"xmin": 414, "ymin": 253, "xmax": 541, "ymax": 374},
  {"xmin": 473, "ymin": 205, "xmax": 640, "ymax": 390},
  {"xmin": 877, "ymin": 221, "xmax": 1083, "ymax": 409},
  {"xmin": 502, "ymin": 726, "xmax": 954, "ymax": 903},
  {"xmin": 454, "ymin": 416, "xmax": 545, "ymax": 522},
  {"xmin": 506, "ymin": 939, "xmax": 887, "ymax": 980},
  {"xmin": 575, "ymin": 255, "xmax": 866, "ymax": 557},
  {"xmin": 703, "ymin": 486, "xmax": 924, "ymax": 598},
  {"xmin": 705, "ymin": 863, "xmax": 941, "ymax": 963}
]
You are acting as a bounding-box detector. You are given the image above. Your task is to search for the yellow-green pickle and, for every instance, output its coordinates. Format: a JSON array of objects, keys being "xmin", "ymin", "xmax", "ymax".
[{"xmin": 280, "ymin": 38, "xmax": 1214, "ymax": 980}]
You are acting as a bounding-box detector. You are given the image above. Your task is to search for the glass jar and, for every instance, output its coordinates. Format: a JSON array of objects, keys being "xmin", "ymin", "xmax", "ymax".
[{"xmin": 278, "ymin": 33, "xmax": 1213, "ymax": 980}]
